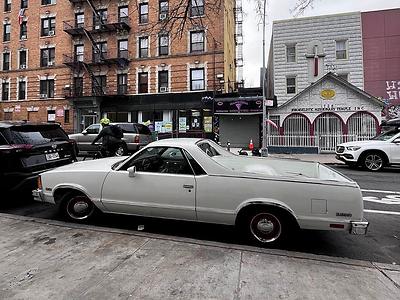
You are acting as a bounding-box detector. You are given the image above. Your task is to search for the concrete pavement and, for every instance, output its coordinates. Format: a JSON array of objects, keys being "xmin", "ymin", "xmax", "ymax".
[{"xmin": 0, "ymin": 213, "xmax": 399, "ymax": 299}]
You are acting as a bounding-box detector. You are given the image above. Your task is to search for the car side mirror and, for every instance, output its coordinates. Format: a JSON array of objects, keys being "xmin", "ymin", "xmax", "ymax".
[
  {"xmin": 127, "ymin": 166, "xmax": 136, "ymax": 177},
  {"xmin": 82, "ymin": 130, "xmax": 88, "ymax": 135},
  {"xmin": 393, "ymin": 138, "xmax": 400, "ymax": 144}
]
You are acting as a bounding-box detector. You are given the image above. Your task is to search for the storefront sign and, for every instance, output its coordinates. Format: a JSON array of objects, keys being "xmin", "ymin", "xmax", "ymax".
[
  {"xmin": 178, "ymin": 117, "xmax": 187, "ymax": 132},
  {"xmin": 56, "ymin": 109, "xmax": 64, "ymax": 117},
  {"xmin": 291, "ymin": 104, "xmax": 365, "ymax": 113},
  {"xmin": 203, "ymin": 117, "xmax": 212, "ymax": 133},
  {"xmin": 215, "ymin": 97, "xmax": 263, "ymax": 113},
  {"xmin": 320, "ymin": 89, "xmax": 335, "ymax": 100}
]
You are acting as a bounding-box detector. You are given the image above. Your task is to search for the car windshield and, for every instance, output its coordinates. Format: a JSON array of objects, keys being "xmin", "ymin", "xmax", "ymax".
[
  {"xmin": 9, "ymin": 126, "xmax": 68, "ymax": 145},
  {"xmin": 371, "ymin": 129, "xmax": 400, "ymax": 141}
]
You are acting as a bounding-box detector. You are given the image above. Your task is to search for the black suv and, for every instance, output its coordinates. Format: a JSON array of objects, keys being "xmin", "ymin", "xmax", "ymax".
[{"xmin": 0, "ymin": 121, "xmax": 77, "ymax": 196}]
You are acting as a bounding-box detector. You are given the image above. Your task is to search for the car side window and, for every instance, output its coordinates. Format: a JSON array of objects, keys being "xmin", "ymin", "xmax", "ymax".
[
  {"xmin": 118, "ymin": 123, "xmax": 138, "ymax": 133},
  {"xmin": 136, "ymin": 124, "xmax": 151, "ymax": 135},
  {"xmin": 184, "ymin": 150, "xmax": 206, "ymax": 175},
  {"xmin": 86, "ymin": 124, "xmax": 100, "ymax": 134},
  {"xmin": 122, "ymin": 147, "xmax": 193, "ymax": 175},
  {"xmin": 0, "ymin": 131, "xmax": 8, "ymax": 145},
  {"xmin": 198, "ymin": 142, "xmax": 220, "ymax": 157}
]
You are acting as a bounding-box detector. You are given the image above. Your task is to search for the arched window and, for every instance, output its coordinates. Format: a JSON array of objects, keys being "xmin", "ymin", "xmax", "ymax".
[
  {"xmin": 347, "ymin": 112, "xmax": 378, "ymax": 140},
  {"xmin": 314, "ymin": 113, "xmax": 344, "ymax": 152}
]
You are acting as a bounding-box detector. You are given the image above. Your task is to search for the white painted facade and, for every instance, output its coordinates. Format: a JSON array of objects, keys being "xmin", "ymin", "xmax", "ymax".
[{"xmin": 269, "ymin": 12, "xmax": 364, "ymax": 107}]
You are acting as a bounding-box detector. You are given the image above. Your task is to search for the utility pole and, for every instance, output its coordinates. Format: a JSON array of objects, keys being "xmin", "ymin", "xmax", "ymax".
[{"xmin": 261, "ymin": 0, "xmax": 268, "ymax": 156}]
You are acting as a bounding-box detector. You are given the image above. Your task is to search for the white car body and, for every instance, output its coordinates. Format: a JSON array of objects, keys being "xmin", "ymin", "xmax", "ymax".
[
  {"xmin": 33, "ymin": 138, "xmax": 368, "ymax": 240},
  {"xmin": 336, "ymin": 130, "xmax": 400, "ymax": 170}
]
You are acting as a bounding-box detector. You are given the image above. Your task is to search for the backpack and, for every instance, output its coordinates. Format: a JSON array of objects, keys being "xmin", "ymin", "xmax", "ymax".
[{"xmin": 110, "ymin": 125, "xmax": 124, "ymax": 139}]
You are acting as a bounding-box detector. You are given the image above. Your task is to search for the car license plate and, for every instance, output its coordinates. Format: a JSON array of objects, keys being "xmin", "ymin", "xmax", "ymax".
[{"xmin": 45, "ymin": 152, "xmax": 60, "ymax": 161}]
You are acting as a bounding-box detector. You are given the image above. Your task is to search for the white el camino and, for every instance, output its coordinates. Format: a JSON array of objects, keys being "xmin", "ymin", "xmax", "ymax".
[{"xmin": 33, "ymin": 138, "xmax": 368, "ymax": 245}]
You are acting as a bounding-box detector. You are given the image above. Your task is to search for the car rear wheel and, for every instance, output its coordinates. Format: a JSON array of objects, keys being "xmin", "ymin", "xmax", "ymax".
[
  {"xmin": 114, "ymin": 143, "xmax": 128, "ymax": 156},
  {"xmin": 363, "ymin": 152, "xmax": 385, "ymax": 171},
  {"xmin": 60, "ymin": 193, "xmax": 96, "ymax": 222}
]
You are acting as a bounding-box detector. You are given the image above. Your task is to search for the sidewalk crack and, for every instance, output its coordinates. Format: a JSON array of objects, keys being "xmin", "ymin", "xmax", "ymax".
[
  {"xmin": 233, "ymin": 251, "xmax": 244, "ymax": 300},
  {"xmin": 373, "ymin": 263, "xmax": 400, "ymax": 290}
]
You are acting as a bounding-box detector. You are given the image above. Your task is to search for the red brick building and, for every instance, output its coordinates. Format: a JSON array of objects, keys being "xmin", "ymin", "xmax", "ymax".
[{"xmin": 0, "ymin": 0, "xmax": 237, "ymax": 135}]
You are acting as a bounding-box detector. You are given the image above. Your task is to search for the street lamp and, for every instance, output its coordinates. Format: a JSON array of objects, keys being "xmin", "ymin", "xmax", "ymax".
[{"xmin": 261, "ymin": 0, "xmax": 268, "ymax": 156}]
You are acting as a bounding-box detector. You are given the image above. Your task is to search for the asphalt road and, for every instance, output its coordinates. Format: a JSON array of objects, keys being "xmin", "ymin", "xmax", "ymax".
[{"xmin": 1, "ymin": 165, "xmax": 399, "ymax": 265}]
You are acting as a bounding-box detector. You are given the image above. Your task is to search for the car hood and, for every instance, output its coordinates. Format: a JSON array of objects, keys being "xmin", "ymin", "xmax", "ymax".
[
  {"xmin": 68, "ymin": 133, "xmax": 81, "ymax": 139},
  {"xmin": 212, "ymin": 155, "xmax": 353, "ymax": 183},
  {"xmin": 338, "ymin": 140, "xmax": 386, "ymax": 147},
  {"xmin": 48, "ymin": 156, "xmax": 128, "ymax": 173}
]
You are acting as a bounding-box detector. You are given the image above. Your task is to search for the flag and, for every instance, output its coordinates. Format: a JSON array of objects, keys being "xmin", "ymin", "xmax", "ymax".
[
  {"xmin": 18, "ymin": 9, "xmax": 25, "ymax": 25},
  {"xmin": 266, "ymin": 119, "xmax": 279, "ymax": 129}
]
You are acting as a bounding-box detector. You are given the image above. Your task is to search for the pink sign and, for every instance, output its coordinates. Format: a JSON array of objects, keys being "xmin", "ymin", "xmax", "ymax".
[{"xmin": 56, "ymin": 109, "xmax": 64, "ymax": 117}]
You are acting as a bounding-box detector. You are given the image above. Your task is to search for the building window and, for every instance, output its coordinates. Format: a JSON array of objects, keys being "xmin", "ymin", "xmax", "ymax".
[
  {"xmin": 93, "ymin": 42, "xmax": 107, "ymax": 63},
  {"xmin": 19, "ymin": 50, "xmax": 27, "ymax": 69},
  {"xmin": 190, "ymin": 68, "xmax": 205, "ymax": 91},
  {"xmin": 190, "ymin": 0, "xmax": 204, "ymax": 17},
  {"xmin": 190, "ymin": 31, "xmax": 204, "ymax": 53},
  {"xmin": 158, "ymin": 71, "xmax": 168, "ymax": 92},
  {"xmin": 4, "ymin": 0, "xmax": 11, "ymax": 12},
  {"xmin": 117, "ymin": 73, "xmax": 128, "ymax": 95},
  {"xmin": 40, "ymin": 48, "xmax": 55, "ymax": 67},
  {"xmin": 159, "ymin": 34, "xmax": 169, "ymax": 56},
  {"xmin": 41, "ymin": 0, "xmax": 56, "ymax": 5},
  {"xmin": 73, "ymin": 77, "xmax": 83, "ymax": 96},
  {"xmin": 18, "ymin": 80, "xmax": 26, "ymax": 100},
  {"xmin": 64, "ymin": 109, "xmax": 70, "ymax": 124},
  {"xmin": 47, "ymin": 110, "xmax": 56, "ymax": 122},
  {"xmin": 2, "ymin": 82, "xmax": 9, "ymax": 100},
  {"xmin": 20, "ymin": 21, "xmax": 27, "ymax": 39},
  {"xmin": 75, "ymin": 13, "xmax": 84, "ymax": 28},
  {"xmin": 21, "ymin": 0, "xmax": 28, "ymax": 9},
  {"xmin": 286, "ymin": 76, "xmax": 296, "ymax": 94},
  {"xmin": 139, "ymin": 3, "xmax": 149, "ymax": 24},
  {"xmin": 139, "ymin": 37, "xmax": 149, "ymax": 58},
  {"xmin": 40, "ymin": 79, "xmax": 55, "ymax": 98},
  {"xmin": 159, "ymin": 0, "xmax": 168, "ymax": 19},
  {"xmin": 41, "ymin": 17, "xmax": 56, "ymax": 36},
  {"xmin": 2, "ymin": 52, "xmax": 10, "ymax": 71},
  {"xmin": 286, "ymin": 45, "xmax": 296, "ymax": 63},
  {"xmin": 118, "ymin": 6, "xmax": 128, "ymax": 23},
  {"xmin": 138, "ymin": 72, "xmax": 148, "ymax": 93},
  {"xmin": 118, "ymin": 39, "xmax": 128, "ymax": 59},
  {"xmin": 3, "ymin": 24, "xmax": 10, "ymax": 42},
  {"xmin": 74, "ymin": 44, "xmax": 84, "ymax": 62},
  {"xmin": 93, "ymin": 9, "xmax": 107, "ymax": 29},
  {"xmin": 336, "ymin": 40, "xmax": 347, "ymax": 60},
  {"xmin": 4, "ymin": 112, "xmax": 12, "ymax": 120},
  {"xmin": 92, "ymin": 75, "xmax": 107, "ymax": 95}
]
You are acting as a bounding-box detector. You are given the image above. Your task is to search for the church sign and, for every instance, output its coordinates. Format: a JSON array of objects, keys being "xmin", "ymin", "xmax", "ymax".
[{"xmin": 292, "ymin": 104, "xmax": 365, "ymax": 113}]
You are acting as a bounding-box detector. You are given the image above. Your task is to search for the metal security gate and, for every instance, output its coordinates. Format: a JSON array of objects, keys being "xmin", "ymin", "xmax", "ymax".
[
  {"xmin": 314, "ymin": 113, "xmax": 343, "ymax": 152},
  {"xmin": 347, "ymin": 112, "xmax": 377, "ymax": 140},
  {"xmin": 282, "ymin": 114, "xmax": 311, "ymax": 146}
]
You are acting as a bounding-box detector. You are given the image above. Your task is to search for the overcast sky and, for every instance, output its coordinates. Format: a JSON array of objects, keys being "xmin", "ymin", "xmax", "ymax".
[{"xmin": 242, "ymin": 0, "xmax": 400, "ymax": 87}]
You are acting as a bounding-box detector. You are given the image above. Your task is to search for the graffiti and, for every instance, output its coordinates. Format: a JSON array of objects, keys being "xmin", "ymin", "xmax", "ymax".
[
  {"xmin": 386, "ymin": 80, "xmax": 400, "ymax": 100},
  {"xmin": 383, "ymin": 81, "xmax": 400, "ymax": 119}
]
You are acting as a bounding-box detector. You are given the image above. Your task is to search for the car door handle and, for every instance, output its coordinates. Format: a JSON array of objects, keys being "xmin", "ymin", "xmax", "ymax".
[{"xmin": 183, "ymin": 184, "xmax": 194, "ymax": 189}]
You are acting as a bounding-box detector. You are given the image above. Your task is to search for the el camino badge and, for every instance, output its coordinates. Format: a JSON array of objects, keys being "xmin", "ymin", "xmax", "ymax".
[{"xmin": 336, "ymin": 212, "xmax": 352, "ymax": 217}]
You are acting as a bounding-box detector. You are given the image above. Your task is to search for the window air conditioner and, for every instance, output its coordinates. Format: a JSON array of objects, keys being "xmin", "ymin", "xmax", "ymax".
[
  {"xmin": 20, "ymin": 35, "xmax": 27, "ymax": 40},
  {"xmin": 159, "ymin": 13, "xmax": 167, "ymax": 21},
  {"xmin": 48, "ymin": 30, "xmax": 55, "ymax": 36},
  {"xmin": 159, "ymin": 86, "xmax": 168, "ymax": 92},
  {"xmin": 20, "ymin": 64, "xmax": 26, "ymax": 69},
  {"xmin": 40, "ymin": 93, "xmax": 48, "ymax": 99}
]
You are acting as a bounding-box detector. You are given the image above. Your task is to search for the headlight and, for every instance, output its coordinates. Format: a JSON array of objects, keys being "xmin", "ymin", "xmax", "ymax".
[{"xmin": 346, "ymin": 146, "xmax": 361, "ymax": 151}]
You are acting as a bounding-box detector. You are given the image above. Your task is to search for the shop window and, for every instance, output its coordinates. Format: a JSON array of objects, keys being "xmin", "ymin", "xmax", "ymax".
[
  {"xmin": 159, "ymin": 0, "xmax": 168, "ymax": 19},
  {"xmin": 159, "ymin": 34, "xmax": 169, "ymax": 56},
  {"xmin": 119, "ymin": 6, "xmax": 129, "ymax": 23},
  {"xmin": 18, "ymin": 80, "xmax": 26, "ymax": 100},
  {"xmin": 336, "ymin": 40, "xmax": 347, "ymax": 60},
  {"xmin": 2, "ymin": 82, "xmax": 9, "ymax": 100},
  {"xmin": 20, "ymin": 21, "xmax": 27, "ymax": 40},
  {"xmin": 286, "ymin": 76, "xmax": 296, "ymax": 94},
  {"xmin": 139, "ymin": 3, "xmax": 149, "ymax": 24},
  {"xmin": 75, "ymin": 13, "xmax": 84, "ymax": 28},
  {"xmin": 3, "ymin": 24, "xmax": 10, "ymax": 42},
  {"xmin": 190, "ymin": 0, "xmax": 204, "ymax": 17},
  {"xmin": 117, "ymin": 74, "xmax": 128, "ymax": 95},
  {"xmin": 190, "ymin": 68, "xmax": 205, "ymax": 91},
  {"xmin": 139, "ymin": 37, "xmax": 149, "ymax": 58},
  {"xmin": 107, "ymin": 112, "xmax": 129, "ymax": 123},
  {"xmin": 190, "ymin": 31, "xmax": 204, "ymax": 53},
  {"xmin": 64, "ymin": 109, "xmax": 70, "ymax": 124},
  {"xmin": 40, "ymin": 79, "xmax": 55, "ymax": 98},
  {"xmin": 286, "ymin": 45, "xmax": 296, "ymax": 63},
  {"xmin": 19, "ymin": 50, "xmax": 27, "ymax": 69},
  {"xmin": 41, "ymin": 17, "xmax": 56, "ymax": 36},
  {"xmin": 142, "ymin": 111, "xmax": 163, "ymax": 123},
  {"xmin": 40, "ymin": 48, "xmax": 55, "ymax": 67},
  {"xmin": 2, "ymin": 52, "xmax": 10, "ymax": 71},
  {"xmin": 138, "ymin": 72, "xmax": 148, "ymax": 93},
  {"xmin": 158, "ymin": 71, "xmax": 168, "ymax": 92}
]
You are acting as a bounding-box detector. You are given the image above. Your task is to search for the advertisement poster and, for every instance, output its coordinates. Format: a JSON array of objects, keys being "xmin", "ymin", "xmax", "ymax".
[
  {"xmin": 204, "ymin": 117, "xmax": 212, "ymax": 133},
  {"xmin": 164, "ymin": 122, "xmax": 172, "ymax": 133},
  {"xmin": 154, "ymin": 121, "xmax": 163, "ymax": 133},
  {"xmin": 179, "ymin": 117, "xmax": 187, "ymax": 132},
  {"xmin": 56, "ymin": 109, "xmax": 64, "ymax": 117}
]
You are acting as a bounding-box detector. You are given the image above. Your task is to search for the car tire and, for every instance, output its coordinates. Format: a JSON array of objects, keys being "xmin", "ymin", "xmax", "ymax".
[
  {"xmin": 362, "ymin": 152, "xmax": 385, "ymax": 172},
  {"xmin": 240, "ymin": 207, "xmax": 294, "ymax": 247},
  {"xmin": 114, "ymin": 142, "xmax": 128, "ymax": 156},
  {"xmin": 60, "ymin": 192, "xmax": 97, "ymax": 223}
]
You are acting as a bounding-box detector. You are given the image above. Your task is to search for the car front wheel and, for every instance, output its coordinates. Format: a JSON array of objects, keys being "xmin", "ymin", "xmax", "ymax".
[
  {"xmin": 60, "ymin": 193, "xmax": 96, "ymax": 222},
  {"xmin": 363, "ymin": 152, "xmax": 385, "ymax": 171}
]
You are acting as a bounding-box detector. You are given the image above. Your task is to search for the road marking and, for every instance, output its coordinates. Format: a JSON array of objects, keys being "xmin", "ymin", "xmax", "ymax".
[
  {"xmin": 364, "ymin": 209, "xmax": 400, "ymax": 216},
  {"xmin": 363, "ymin": 195, "xmax": 400, "ymax": 205},
  {"xmin": 361, "ymin": 189, "xmax": 400, "ymax": 195}
]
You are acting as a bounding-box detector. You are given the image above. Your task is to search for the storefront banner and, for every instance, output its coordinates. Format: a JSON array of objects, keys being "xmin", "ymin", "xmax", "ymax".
[
  {"xmin": 204, "ymin": 117, "xmax": 212, "ymax": 133},
  {"xmin": 179, "ymin": 117, "xmax": 187, "ymax": 132},
  {"xmin": 215, "ymin": 97, "xmax": 263, "ymax": 113},
  {"xmin": 56, "ymin": 109, "xmax": 64, "ymax": 117}
]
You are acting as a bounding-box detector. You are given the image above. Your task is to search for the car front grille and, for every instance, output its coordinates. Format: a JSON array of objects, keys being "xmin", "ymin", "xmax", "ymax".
[{"xmin": 336, "ymin": 146, "xmax": 345, "ymax": 153}]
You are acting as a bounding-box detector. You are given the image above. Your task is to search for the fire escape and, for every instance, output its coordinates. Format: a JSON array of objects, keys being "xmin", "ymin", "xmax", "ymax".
[
  {"xmin": 234, "ymin": 0, "xmax": 244, "ymax": 88},
  {"xmin": 63, "ymin": 0, "xmax": 131, "ymax": 97}
]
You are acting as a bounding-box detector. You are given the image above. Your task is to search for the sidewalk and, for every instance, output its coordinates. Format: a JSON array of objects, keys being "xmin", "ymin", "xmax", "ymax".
[{"xmin": 0, "ymin": 213, "xmax": 398, "ymax": 299}]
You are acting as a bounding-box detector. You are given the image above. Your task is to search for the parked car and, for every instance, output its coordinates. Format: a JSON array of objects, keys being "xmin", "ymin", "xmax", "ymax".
[
  {"xmin": 69, "ymin": 122, "xmax": 153, "ymax": 156},
  {"xmin": 336, "ymin": 127, "xmax": 400, "ymax": 171},
  {"xmin": 0, "ymin": 121, "xmax": 77, "ymax": 196},
  {"xmin": 33, "ymin": 138, "xmax": 368, "ymax": 246}
]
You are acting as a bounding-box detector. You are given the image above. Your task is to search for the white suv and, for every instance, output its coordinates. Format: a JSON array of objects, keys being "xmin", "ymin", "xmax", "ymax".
[{"xmin": 336, "ymin": 128, "xmax": 400, "ymax": 171}]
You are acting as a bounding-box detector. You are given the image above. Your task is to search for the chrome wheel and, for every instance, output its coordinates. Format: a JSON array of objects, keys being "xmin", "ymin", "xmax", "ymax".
[
  {"xmin": 249, "ymin": 213, "xmax": 282, "ymax": 243},
  {"xmin": 364, "ymin": 154, "xmax": 383, "ymax": 171},
  {"xmin": 66, "ymin": 195, "xmax": 94, "ymax": 220},
  {"xmin": 115, "ymin": 145, "xmax": 126, "ymax": 156}
]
